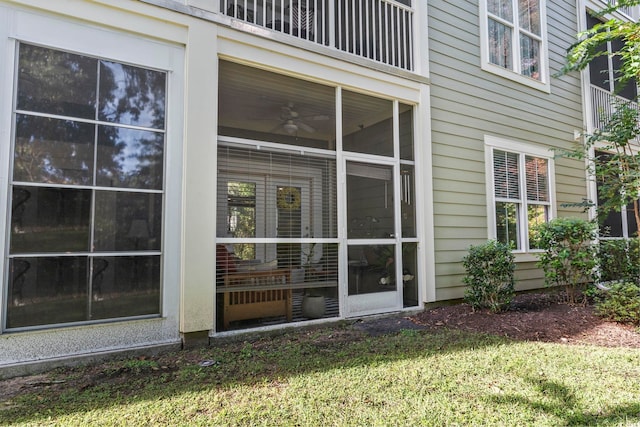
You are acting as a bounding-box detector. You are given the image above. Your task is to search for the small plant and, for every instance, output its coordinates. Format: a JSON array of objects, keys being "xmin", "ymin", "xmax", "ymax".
[
  {"xmin": 535, "ymin": 217, "xmax": 597, "ymax": 304},
  {"xmin": 462, "ymin": 240, "xmax": 516, "ymax": 312},
  {"xmin": 595, "ymin": 282, "xmax": 640, "ymax": 325}
]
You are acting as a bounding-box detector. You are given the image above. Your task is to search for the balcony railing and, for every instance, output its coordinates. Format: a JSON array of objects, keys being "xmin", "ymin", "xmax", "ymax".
[
  {"xmin": 590, "ymin": 84, "xmax": 640, "ymax": 141},
  {"xmin": 220, "ymin": 0, "xmax": 414, "ymax": 71},
  {"xmin": 607, "ymin": 0, "xmax": 635, "ymax": 18}
]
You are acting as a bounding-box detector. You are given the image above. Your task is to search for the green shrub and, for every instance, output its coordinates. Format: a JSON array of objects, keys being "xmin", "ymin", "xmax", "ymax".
[
  {"xmin": 595, "ymin": 282, "xmax": 640, "ymax": 325},
  {"xmin": 462, "ymin": 240, "xmax": 516, "ymax": 312},
  {"xmin": 535, "ymin": 217, "xmax": 597, "ymax": 304},
  {"xmin": 597, "ymin": 239, "xmax": 640, "ymax": 284}
]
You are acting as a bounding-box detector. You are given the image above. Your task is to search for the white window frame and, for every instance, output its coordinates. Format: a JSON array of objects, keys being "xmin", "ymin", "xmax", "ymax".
[
  {"xmin": 479, "ymin": 0, "xmax": 550, "ymax": 92},
  {"xmin": 485, "ymin": 136, "xmax": 556, "ymax": 259}
]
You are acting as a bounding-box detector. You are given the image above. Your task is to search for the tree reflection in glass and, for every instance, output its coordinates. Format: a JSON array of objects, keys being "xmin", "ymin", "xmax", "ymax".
[
  {"xmin": 10, "ymin": 186, "xmax": 91, "ymax": 253},
  {"xmin": 99, "ymin": 61, "xmax": 166, "ymax": 129},
  {"xmin": 97, "ymin": 126, "xmax": 164, "ymax": 190},
  {"xmin": 14, "ymin": 114, "xmax": 94, "ymax": 185},
  {"xmin": 90, "ymin": 256, "xmax": 161, "ymax": 320},
  {"xmin": 496, "ymin": 202, "xmax": 519, "ymax": 249},
  {"xmin": 7, "ymin": 257, "xmax": 89, "ymax": 328},
  {"xmin": 17, "ymin": 44, "xmax": 97, "ymax": 119},
  {"xmin": 93, "ymin": 191, "xmax": 162, "ymax": 252}
]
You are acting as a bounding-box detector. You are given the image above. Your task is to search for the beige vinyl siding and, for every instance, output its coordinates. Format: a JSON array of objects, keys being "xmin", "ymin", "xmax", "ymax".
[{"xmin": 429, "ymin": 0, "xmax": 587, "ymax": 300}]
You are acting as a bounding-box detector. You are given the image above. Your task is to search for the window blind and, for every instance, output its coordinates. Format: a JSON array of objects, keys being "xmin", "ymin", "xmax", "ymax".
[
  {"xmin": 493, "ymin": 149, "xmax": 520, "ymax": 199},
  {"xmin": 525, "ymin": 155, "xmax": 548, "ymax": 202}
]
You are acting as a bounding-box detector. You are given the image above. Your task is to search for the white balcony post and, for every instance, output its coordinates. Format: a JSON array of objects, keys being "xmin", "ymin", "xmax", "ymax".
[{"xmin": 330, "ymin": 0, "xmax": 337, "ymax": 48}]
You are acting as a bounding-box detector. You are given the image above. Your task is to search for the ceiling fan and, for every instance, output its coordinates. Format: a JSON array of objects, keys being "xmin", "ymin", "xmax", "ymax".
[{"xmin": 269, "ymin": 102, "xmax": 329, "ymax": 135}]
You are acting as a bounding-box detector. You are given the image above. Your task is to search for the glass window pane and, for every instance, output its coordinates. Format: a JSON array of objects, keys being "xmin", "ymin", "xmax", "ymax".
[
  {"xmin": 488, "ymin": 19, "xmax": 513, "ymax": 70},
  {"xmin": 402, "ymin": 242, "xmax": 418, "ymax": 307},
  {"xmin": 401, "ymin": 165, "xmax": 416, "ymax": 237},
  {"xmin": 13, "ymin": 114, "xmax": 95, "ymax": 185},
  {"xmin": 94, "ymin": 191, "xmax": 162, "ymax": 252},
  {"xmin": 496, "ymin": 202, "xmax": 520, "ymax": 249},
  {"xmin": 493, "ymin": 150, "xmax": 520, "ymax": 199},
  {"xmin": 347, "ymin": 162, "xmax": 395, "ymax": 239},
  {"xmin": 96, "ymin": 126, "xmax": 164, "ymax": 190},
  {"xmin": 626, "ymin": 203, "xmax": 638, "ymax": 238},
  {"xmin": 399, "ymin": 103, "xmax": 414, "ymax": 161},
  {"xmin": 227, "ymin": 181, "xmax": 257, "ymax": 259},
  {"xmin": 7, "ymin": 257, "xmax": 88, "ymax": 328},
  {"xmin": 525, "ymin": 155, "xmax": 548, "ymax": 201},
  {"xmin": 343, "ymin": 91, "xmax": 393, "ymax": 157},
  {"xmin": 527, "ymin": 204, "xmax": 548, "ymax": 249},
  {"xmin": 17, "ymin": 43, "xmax": 97, "ymax": 119},
  {"xmin": 520, "ymin": 35, "xmax": 541, "ymax": 80},
  {"xmin": 518, "ymin": 0, "xmax": 540, "ymax": 35},
  {"xmin": 488, "ymin": 0, "xmax": 513, "ymax": 21},
  {"xmin": 98, "ymin": 61, "xmax": 166, "ymax": 129},
  {"xmin": 600, "ymin": 211, "xmax": 624, "ymax": 237},
  {"xmin": 348, "ymin": 244, "xmax": 395, "ymax": 295},
  {"xmin": 90, "ymin": 256, "xmax": 161, "ymax": 319},
  {"xmin": 10, "ymin": 186, "xmax": 91, "ymax": 253}
]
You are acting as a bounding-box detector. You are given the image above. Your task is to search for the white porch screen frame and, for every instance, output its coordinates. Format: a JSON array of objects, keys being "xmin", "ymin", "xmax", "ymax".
[
  {"xmin": 484, "ymin": 135, "xmax": 556, "ymax": 256},
  {"xmin": 479, "ymin": 0, "xmax": 550, "ymax": 92}
]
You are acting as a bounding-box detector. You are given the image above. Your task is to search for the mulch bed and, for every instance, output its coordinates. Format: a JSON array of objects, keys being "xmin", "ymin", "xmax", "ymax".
[{"xmin": 410, "ymin": 291, "xmax": 640, "ymax": 348}]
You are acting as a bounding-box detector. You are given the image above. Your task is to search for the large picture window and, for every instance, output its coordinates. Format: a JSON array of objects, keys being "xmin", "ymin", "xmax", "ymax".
[
  {"xmin": 486, "ymin": 138, "xmax": 554, "ymax": 251},
  {"xmin": 6, "ymin": 43, "xmax": 166, "ymax": 329},
  {"xmin": 481, "ymin": 0, "xmax": 548, "ymax": 89}
]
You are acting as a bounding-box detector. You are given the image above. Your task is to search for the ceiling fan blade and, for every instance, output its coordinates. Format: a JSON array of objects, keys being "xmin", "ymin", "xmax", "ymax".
[
  {"xmin": 297, "ymin": 121, "xmax": 316, "ymax": 133},
  {"xmin": 303, "ymin": 114, "xmax": 330, "ymax": 121}
]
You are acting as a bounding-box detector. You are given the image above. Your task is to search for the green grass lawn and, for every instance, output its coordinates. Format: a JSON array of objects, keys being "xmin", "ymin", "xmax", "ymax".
[{"xmin": 2, "ymin": 325, "xmax": 640, "ymax": 426}]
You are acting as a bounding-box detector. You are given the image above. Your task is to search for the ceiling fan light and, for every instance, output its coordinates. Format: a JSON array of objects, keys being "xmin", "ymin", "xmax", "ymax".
[{"xmin": 283, "ymin": 121, "xmax": 298, "ymax": 134}]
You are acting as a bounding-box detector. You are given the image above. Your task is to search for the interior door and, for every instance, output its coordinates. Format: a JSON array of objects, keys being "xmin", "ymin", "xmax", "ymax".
[
  {"xmin": 268, "ymin": 177, "xmax": 313, "ymax": 266},
  {"xmin": 217, "ymin": 173, "xmax": 316, "ymax": 260},
  {"xmin": 343, "ymin": 158, "xmax": 401, "ymax": 316}
]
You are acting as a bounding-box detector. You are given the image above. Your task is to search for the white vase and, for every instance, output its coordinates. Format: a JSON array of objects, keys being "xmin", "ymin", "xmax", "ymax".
[{"xmin": 301, "ymin": 295, "xmax": 325, "ymax": 318}]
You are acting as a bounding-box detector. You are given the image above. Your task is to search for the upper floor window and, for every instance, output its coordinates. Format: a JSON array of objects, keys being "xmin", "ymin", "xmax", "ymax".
[
  {"xmin": 480, "ymin": 0, "xmax": 549, "ymax": 90},
  {"xmin": 485, "ymin": 137, "xmax": 555, "ymax": 252}
]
